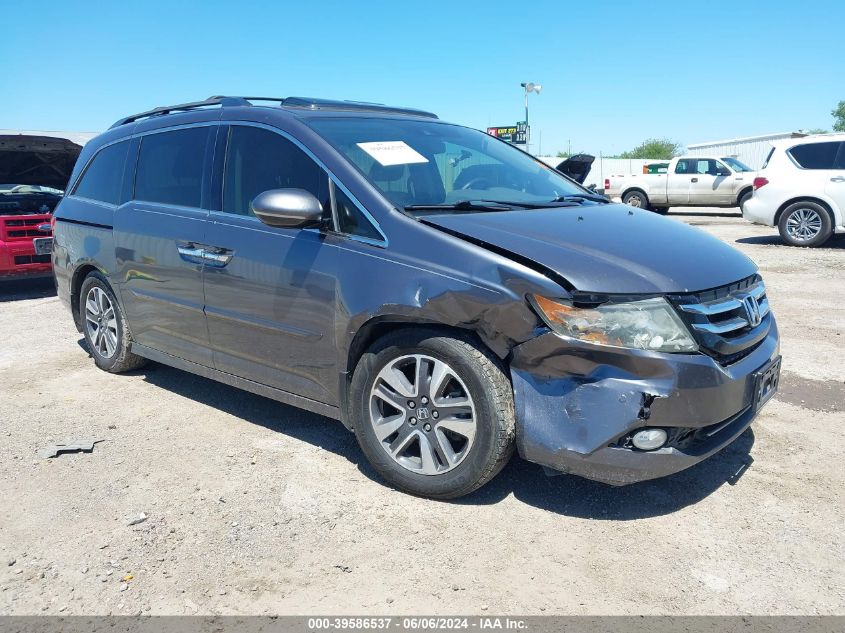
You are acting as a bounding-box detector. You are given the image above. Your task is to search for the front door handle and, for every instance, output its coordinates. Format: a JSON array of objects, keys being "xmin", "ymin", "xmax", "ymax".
[
  {"xmin": 202, "ymin": 247, "xmax": 234, "ymax": 268},
  {"xmin": 177, "ymin": 245, "xmax": 206, "ymax": 265},
  {"xmin": 831, "ymin": 176, "xmax": 845, "ymax": 183}
]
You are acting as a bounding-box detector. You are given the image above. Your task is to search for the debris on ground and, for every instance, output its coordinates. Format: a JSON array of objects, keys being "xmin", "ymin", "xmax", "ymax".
[
  {"xmin": 127, "ymin": 513, "xmax": 147, "ymax": 526},
  {"xmin": 40, "ymin": 439, "xmax": 103, "ymax": 459}
]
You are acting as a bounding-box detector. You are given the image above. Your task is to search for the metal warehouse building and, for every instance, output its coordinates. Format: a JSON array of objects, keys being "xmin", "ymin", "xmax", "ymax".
[{"xmin": 686, "ymin": 131, "xmax": 807, "ymax": 169}]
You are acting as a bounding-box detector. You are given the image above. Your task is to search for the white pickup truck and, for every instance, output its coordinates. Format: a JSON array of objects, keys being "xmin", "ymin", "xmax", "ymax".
[{"xmin": 604, "ymin": 156, "xmax": 756, "ymax": 213}]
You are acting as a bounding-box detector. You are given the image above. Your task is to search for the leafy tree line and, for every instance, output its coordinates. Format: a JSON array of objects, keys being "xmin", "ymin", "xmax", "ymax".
[
  {"xmin": 556, "ymin": 138, "xmax": 681, "ymax": 160},
  {"xmin": 807, "ymin": 100, "xmax": 845, "ymax": 134}
]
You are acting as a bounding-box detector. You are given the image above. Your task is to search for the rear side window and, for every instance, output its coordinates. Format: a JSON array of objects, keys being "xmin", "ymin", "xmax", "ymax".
[
  {"xmin": 73, "ymin": 140, "xmax": 130, "ymax": 205},
  {"xmin": 674, "ymin": 159, "xmax": 691, "ymax": 174},
  {"xmin": 788, "ymin": 142, "xmax": 841, "ymax": 169},
  {"xmin": 135, "ymin": 127, "xmax": 210, "ymax": 207},
  {"xmin": 222, "ymin": 126, "xmax": 324, "ymax": 216}
]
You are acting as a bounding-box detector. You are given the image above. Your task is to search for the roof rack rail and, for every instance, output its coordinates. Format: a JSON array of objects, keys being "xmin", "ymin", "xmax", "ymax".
[
  {"xmin": 109, "ymin": 94, "xmax": 438, "ymax": 129},
  {"xmin": 280, "ymin": 97, "xmax": 438, "ymax": 119},
  {"xmin": 109, "ymin": 95, "xmax": 254, "ymax": 129}
]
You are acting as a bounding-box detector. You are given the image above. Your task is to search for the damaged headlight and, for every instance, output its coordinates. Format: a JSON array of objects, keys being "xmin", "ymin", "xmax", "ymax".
[{"xmin": 530, "ymin": 295, "xmax": 698, "ymax": 353}]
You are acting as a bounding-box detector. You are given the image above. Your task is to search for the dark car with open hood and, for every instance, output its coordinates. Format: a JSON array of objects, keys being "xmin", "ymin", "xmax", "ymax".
[{"xmin": 52, "ymin": 96, "xmax": 780, "ymax": 498}]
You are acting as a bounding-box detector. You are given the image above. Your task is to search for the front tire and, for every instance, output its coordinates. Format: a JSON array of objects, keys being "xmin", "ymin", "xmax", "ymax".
[
  {"xmin": 622, "ymin": 190, "xmax": 650, "ymax": 210},
  {"xmin": 738, "ymin": 189, "xmax": 752, "ymax": 211},
  {"xmin": 80, "ymin": 272, "xmax": 147, "ymax": 373},
  {"xmin": 349, "ymin": 330, "xmax": 515, "ymax": 499},
  {"xmin": 777, "ymin": 201, "xmax": 833, "ymax": 247}
]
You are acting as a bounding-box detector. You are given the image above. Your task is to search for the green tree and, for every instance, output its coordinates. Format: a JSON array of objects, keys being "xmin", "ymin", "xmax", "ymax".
[
  {"xmin": 805, "ymin": 128, "xmax": 829, "ymax": 134},
  {"xmin": 556, "ymin": 151, "xmax": 571, "ymax": 158},
  {"xmin": 618, "ymin": 138, "xmax": 681, "ymax": 160},
  {"xmin": 833, "ymin": 100, "xmax": 845, "ymax": 132}
]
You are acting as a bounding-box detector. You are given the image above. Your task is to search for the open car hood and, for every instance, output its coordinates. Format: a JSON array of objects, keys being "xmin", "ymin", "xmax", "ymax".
[
  {"xmin": 555, "ymin": 154, "xmax": 595, "ymax": 184},
  {"xmin": 0, "ymin": 135, "xmax": 83, "ymax": 191},
  {"xmin": 421, "ymin": 204, "xmax": 757, "ymax": 294}
]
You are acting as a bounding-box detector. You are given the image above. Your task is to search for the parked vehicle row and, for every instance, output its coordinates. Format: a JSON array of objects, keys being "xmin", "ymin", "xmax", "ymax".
[
  {"xmin": 52, "ymin": 95, "xmax": 780, "ymax": 498},
  {"xmin": 743, "ymin": 133, "xmax": 845, "ymax": 247},
  {"xmin": 604, "ymin": 155, "xmax": 756, "ymax": 213}
]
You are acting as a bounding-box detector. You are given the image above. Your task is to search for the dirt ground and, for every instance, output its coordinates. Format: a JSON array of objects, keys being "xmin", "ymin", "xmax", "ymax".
[{"xmin": 1, "ymin": 209, "xmax": 843, "ymax": 616}]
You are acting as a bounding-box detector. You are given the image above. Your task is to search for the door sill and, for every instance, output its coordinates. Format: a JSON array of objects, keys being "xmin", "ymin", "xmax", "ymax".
[{"xmin": 130, "ymin": 343, "xmax": 342, "ymax": 421}]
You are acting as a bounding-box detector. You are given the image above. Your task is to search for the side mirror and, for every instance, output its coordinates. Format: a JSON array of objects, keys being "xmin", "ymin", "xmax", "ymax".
[{"xmin": 251, "ymin": 189, "xmax": 323, "ymax": 228}]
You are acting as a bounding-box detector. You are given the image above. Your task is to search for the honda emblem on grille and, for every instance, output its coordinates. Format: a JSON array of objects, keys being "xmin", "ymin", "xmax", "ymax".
[{"xmin": 742, "ymin": 295, "xmax": 762, "ymax": 327}]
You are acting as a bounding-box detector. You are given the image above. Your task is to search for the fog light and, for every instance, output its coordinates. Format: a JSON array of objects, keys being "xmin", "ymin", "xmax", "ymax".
[{"xmin": 631, "ymin": 428, "xmax": 668, "ymax": 451}]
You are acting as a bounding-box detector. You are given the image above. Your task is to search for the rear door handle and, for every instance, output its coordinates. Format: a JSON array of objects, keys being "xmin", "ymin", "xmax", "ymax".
[
  {"xmin": 831, "ymin": 176, "xmax": 845, "ymax": 183},
  {"xmin": 691, "ymin": 177, "xmax": 699, "ymax": 183}
]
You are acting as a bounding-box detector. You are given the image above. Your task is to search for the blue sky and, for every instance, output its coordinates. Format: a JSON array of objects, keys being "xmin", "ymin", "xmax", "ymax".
[{"xmin": 1, "ymin": 0, "xmax": 842, "ymax": 156}]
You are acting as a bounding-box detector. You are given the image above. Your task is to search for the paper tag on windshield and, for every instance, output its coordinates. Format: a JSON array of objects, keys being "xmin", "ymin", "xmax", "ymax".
[{"xmin": 356, "ymin": 141, "xmax": 428, "ymax": 167}]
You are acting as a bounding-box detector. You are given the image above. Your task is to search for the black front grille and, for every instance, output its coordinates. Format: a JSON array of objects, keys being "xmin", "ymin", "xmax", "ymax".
[
  {"xmin": 5, "ymin": 218, "xmax": 43, "ymax": 227},
  {"xmin": 669, "ymin": 275, "xmax": 771, "ymax": 364},
  {"xmin": 8, "ymin": 229, "xmax": 43, "ymax": 237},
  {"xmin": 13, "ymin": 254, "xmax": 51, "ymax": 265}
]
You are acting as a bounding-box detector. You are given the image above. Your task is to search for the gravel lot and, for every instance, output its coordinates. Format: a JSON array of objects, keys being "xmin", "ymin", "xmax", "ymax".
[{"xmin": 1, "ymin": 209, "xmax": 843, "ymax": 616}]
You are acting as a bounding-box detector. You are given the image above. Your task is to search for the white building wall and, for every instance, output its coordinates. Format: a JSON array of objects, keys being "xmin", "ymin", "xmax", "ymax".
[{"xmin": 686, "ymin": 132, "xmax": 805, "ymax": 169}]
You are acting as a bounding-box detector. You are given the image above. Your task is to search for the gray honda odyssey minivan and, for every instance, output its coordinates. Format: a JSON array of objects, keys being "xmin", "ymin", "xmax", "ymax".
[{"xmin": 52, "ymin": 96, "xmax": 781, "ymax": 499}]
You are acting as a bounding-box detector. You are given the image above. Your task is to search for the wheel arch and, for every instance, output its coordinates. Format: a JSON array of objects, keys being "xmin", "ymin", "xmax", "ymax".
[
  {"xmin": 339, "ymin": 316, "xmax": 510, "ymax": 430},
  {"xmin": 774, "ymin": 196, "xmax": 836, "ymax": 227},
  {"xmin": 622, "ymin": 187, "xmax": 650, "ymax": 204},
  {"xmin": 70, "ymin": 263, "xmax": 107, "ymax": 331},
  {"xmin": 736, "ymin": 186, "xmax": 753, "ymax": 206}
]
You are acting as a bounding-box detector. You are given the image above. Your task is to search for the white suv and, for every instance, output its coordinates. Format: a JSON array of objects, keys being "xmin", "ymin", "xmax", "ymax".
[{"xmin": 743, "ymin": 133, "xmax": 845, "ymax": 247}]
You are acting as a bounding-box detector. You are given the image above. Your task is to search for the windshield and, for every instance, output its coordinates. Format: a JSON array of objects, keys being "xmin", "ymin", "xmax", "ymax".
[
  {"xmin": 721, "ymin": 157, "xmax": 754, "ymax": 172},
  {"xmin": 308, "ymin": 118, "xmax": 586, "ymax": 210}
]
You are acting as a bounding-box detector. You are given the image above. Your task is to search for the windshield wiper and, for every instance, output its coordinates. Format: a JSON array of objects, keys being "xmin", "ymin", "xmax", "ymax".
[
  {"xmin": 405, "ymin": 199, "xmax": 580, "ymax": 212},
  {"xmin": 552, "ymin": 193, "xmax": 610, "ymax": 204},
  {"xmin": 404, "ymin": 200, "xmax": 514, "ymax": 212}
]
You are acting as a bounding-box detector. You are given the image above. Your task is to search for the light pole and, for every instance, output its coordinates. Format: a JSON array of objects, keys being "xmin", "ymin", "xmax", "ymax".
[{"xmin": 520, "ymin": 81, "xmax": 542, "ymax": 153}]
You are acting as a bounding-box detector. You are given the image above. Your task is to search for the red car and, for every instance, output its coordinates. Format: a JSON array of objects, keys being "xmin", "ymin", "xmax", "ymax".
[{"xmin": 0, "ymin": 134, "xmax": 82, "ymax": 280}]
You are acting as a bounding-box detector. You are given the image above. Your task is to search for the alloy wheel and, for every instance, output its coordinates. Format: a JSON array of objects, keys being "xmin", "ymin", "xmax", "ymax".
[
  {"xmin": 368, "ymin": 354, "xmax": 477, "ymax": 475},
  {"xmin": 84, "ymin": 286, "xmax": 119, "ymax": 358},
  {"xmin": 785, "ymin": 207, "xmax": 823, "ymax": 242}
]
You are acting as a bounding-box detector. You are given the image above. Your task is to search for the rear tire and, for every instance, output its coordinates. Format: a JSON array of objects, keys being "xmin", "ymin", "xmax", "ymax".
[
  {"xmin": 349, "ymin": 329, "xmax": 514, "ymax": 499},
  {"xmin": 79, "ymin": 272, "xmax": 147, "ymax": 373},
  {"xmin": 777, "ymin": 201, "xmax": 833, "ymax": 247},
  {"xmin": 738, "ymin": 189, "xmax": 752, "ymax": 211},
  {"xmin": 622, "ymin": 189, "xmax": 650, "ymax": 210}
]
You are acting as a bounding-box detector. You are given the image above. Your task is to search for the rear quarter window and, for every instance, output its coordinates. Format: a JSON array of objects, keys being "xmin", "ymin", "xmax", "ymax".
[
  {"xmin": 72, "ymin": 140, "xmax": 130, "ymax": 205},
  {"xmin": 788, "ymin": 141, "xmax": 842, "ymax": 169}
]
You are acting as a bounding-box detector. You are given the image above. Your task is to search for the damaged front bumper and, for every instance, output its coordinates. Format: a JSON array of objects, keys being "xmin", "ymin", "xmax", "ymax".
[{"xmin": 510, "ymin": 318, "xmax": 780, "ymax": 485}]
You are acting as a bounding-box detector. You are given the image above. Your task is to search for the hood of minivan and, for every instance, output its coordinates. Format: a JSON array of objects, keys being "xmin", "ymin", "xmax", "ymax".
[{"xmin": 422, "ymin": 204, "xmax": 757, "ymax": 294}]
